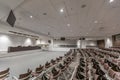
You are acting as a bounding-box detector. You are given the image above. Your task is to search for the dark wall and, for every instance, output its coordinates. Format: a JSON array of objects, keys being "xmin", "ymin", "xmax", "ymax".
[
  {"xmin": 112, "ymin": 34, "xmax": 120, "ymax": 47},
  {"xmin": 97, "ymin": 40, "xmax": 105, "ymax": 48}
]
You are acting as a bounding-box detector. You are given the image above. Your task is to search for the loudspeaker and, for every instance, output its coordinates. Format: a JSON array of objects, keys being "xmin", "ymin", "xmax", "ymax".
[
  {"xmin": 79, "ymin": 38, "xmax": 85, "ymax": 40},
  {"xmin": 60, "ymin": 37, "xmax": 65, "ymax": 41},
  {"xmin": 48, "ymin": 40, "xmax": 51, "ymax": 43}
]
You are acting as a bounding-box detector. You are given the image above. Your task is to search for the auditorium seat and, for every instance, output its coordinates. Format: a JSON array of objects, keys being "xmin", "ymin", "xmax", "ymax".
[
  {"xmin": 59, "ymin": 63, "xmax": 66, "ymax": 72},
  {"xmin": 41, "ymin": 73, "xmax": 50, "ymax": 80},
  {"xmin": 33, "ymin": 65, "xmax": 44, "ymax": 76},
  {"xmin": 104, "ymin": 63, "xmax": 109, "ymax": 71},
  {"xmin": 18, "ymin": 69, "xmax": 32, "ymax": 80},
  {"xmin": 51, "ymin": 59, "xmax": 56, "ymax": 65},
  {"xmin": 0, "ymin": 68, "xmax": 9, "ymax": 80},
  {"xmin": 51, "ymin": 67, "xmax": 61, "ymax": 79},
  {"xmin": 45, "ymin": 62, "xmax": 51, "ymax": 68},
  {"xmin": 108, "ymin": 68, "xmax": 116, "ymax": 78}
]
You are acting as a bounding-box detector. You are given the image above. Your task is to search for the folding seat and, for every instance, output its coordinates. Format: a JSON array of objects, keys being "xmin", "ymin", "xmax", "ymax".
[
  {"xmin": 93, "ymin": 74, "xmax": 99, "ymax": 80},
  {"xmin": 100, "ymin": 59, "xmax": 105, "ymax": 65},
  {"xmin": 118, "ymin": 62, "xmax": 120, "ymax": 66},
  {"xmin": 59, "ymin": 63, "xmax": 66, "ymax": 72},
  {"xmin": 93, "ymin": 64, "xmax": 100, "ymax": 70},
  {"xmin": 35, "ymin": 65, "xmax": 44, "ymax": 74},
  {"xmin": 104, "ymin": 63, "xmax": 109, "ymax": 71},
  {"xmin": 108, "ymin": 68, "xmax": 116, "ymax": 79},
  {"xmin": 41, "ymin": 73, "xmax": 51, "ymax": 80},
  {"xmin": 51, "ymin": 59, "xmax": 56, "ymax": 65},
  {"xmin": 92, "ymin": 68, "xmax": 96, "ymax": 74},
  {"xmin": 77, "ymin": 66, "xmax": 84, "ymax": 73},
  {"xmin": 18, "ymin": 69, "xmax": 32, "ymax": 80},
  {"xmin": 115, "ymin": 76, "xmax": 120, "ymax": 80},
  {"xmin": 59, "ymin": 56, "xmax": 63, "ymax": 60},
  {"xmin": 96, "ymin": 75, "xmax": 108, "ymax": 80},
  {"xmin": 56, "ymin": 58, "xmax": 60, "ymax": 62},
  {"xmin": 63, "ymin": 60, "xmax": 69, "ymax": 67},
  {"xmin": 45, "ymin": 62, "xmax": 51, "ymax": 68},
  {"xmin": 51, "ymin": 67, "xmax": 61, "ymax": 79},
  {"xmin": 112, "ymin": 59, "xmax": 118, "ymax": 63},
  {"xmin": 0, "ymin": 68, "xmax": 10, "ymax": 80},
  {"xmin": 108, "ymin": 61, "xmax": 115, "ymax": 67},
  {"xmin": 66, "ymin": 57, "xmax": 72, "ymax": 64},
  {"xmin": 95, "ymin": 69, "xmax": 105, "ymax": 76},
  {"xmin": 76, "ymin": 72, "xmax": 85, "ymax": 79}
]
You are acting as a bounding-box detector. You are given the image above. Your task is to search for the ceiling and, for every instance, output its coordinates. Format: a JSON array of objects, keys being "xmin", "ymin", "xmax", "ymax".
[{"xmin": 0, "ymin": 0, "xmax": 120, "ymax": 38}]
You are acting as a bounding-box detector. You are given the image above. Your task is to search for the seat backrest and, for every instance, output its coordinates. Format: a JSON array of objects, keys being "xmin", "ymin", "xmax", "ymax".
[
  {"xmin": 115, "ymin": 75, "xmax": 120, "ymax": 80},
  {"xmin": 35, "ymin": 66, "xmax": 44, "ymax": 73},
  {"xmin": 108, "ymin": 69, "xmax": 116, "ymax": 79},
  {"xmin": 104, "ymin": 63, "xmax": 109, "ymax": 71},
  {"xmin": 0, "ymin": 68, "xmax": 9, "ymax": 79},
  {"xmin": 118, "ymin": 62, "xmax": 120, "ymax": 66},
  {"xmin": 94, "ymin": 74, "xmax": 99, "ymax": 80},
  {"xmin": 19, "ymin": 70, "xmax": 32, "ymax": 80}
]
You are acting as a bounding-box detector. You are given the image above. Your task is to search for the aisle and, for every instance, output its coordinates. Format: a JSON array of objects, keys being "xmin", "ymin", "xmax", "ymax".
[{"xmin": 0, "ymin": 51, "xmax": 66, "ymax": 78}]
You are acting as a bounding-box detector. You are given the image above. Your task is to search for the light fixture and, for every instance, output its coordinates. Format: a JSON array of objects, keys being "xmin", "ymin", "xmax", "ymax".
[
  {"xmin": 67, "ymin": 24, "xmax": 70, "ymax": 27},
  {"xmin": 109, "ymin": 0, "xmax": 114, "ymax": 3},
  {"xmin": 60, "ymin": 8, "xmax": 64, "ymax": 13},
  {"xmin": 94, "ymin": 20, "xmax": 98, "ymax": 23},
  {"xmin": 30, "ymin": 15, "xmax": 33, "ymax": 18}
]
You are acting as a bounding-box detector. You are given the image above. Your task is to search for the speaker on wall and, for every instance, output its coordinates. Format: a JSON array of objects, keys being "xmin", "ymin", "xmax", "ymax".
[
  {"xmin": 79, "ymin": 38, "xmax": 85, "ymax": 40},
  {"xmin": 7, "ymin": 10, "xmax": 16, "ymax": 27},
  {"xmin": 61, "ymin": 37, "xmax": 65, "ymax": 41},
  {"xmin": 48, "ymin": 40, "xmax": 51, "ymax": 43}
]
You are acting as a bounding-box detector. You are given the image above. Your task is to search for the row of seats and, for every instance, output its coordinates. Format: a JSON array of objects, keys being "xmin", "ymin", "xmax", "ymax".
[
  {"xmin": 0, "ymin": 49, "xmax": 77, "ymax": 80},
  {"xmin": 85, "ymin": 49, "xmax": 120, "ymax": 80},
  {"xmin": 101, "ymin": 48, "xmax": 120, "ymax": 53},
  {"xmin": 8, "ymin": 50, "xmax": 76, "ymax": 80},
  {"xmin": 36, "ymin": 50, "xmax": 77, "ymax": 80},
  {"xmin": 8, "ymin": 46, "xmax": 41, "ymax": 53},
  {"xmin": 76, "ymin": 58, "xmax": 86, "ymax": 79},
  {"xmin": 1, "ymin": 48, "xmax": 119, "ymax": 80},
  {"xmin": 0, "ymin": 68, "xmax": 9, "ymax": 80}
]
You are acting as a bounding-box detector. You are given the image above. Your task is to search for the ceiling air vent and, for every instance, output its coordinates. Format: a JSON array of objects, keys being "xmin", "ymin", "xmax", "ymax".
[
  {"xmin": 43, "ymin": 13, "xmax": 47, "ymax": 15},
  {"xmin": 99, "ymin": 27, "xmax": 104, "ymax": 31},
  {"xmin": 81, "ymin": 4, "xmax": 87, "ymax": 8}
]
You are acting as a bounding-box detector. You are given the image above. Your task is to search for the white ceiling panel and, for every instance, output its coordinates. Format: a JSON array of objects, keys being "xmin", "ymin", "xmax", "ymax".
[{"xmin": 0, "ymin": 0, "xmax": 120, "ymax": 38}]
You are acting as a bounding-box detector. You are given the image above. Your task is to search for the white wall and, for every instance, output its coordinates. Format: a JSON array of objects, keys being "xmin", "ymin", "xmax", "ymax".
[
  {"xmin": 50, "ymin": 39, "xmax": 97, "ymax": 51},
  {"xmin": 51, "ymin": 40, "xmax": 77, "ymax": 51},
  {"xmin": 0, "ymin": 33, "xmax": 50, "ymax": 52},
  {"xmin": 105, "ymin": 37, "xmax": 113, "ymax": 48},
  {"xmin": 0, "ymin": 33, "xmax": 37, "ymax": 52},
  {"xmin": 0, "ymin": 21, "xmax": 52, "ymax": 52},
  {"xmin": 77, "ymin": 40, "xmax": 97, "ymax": 48}
]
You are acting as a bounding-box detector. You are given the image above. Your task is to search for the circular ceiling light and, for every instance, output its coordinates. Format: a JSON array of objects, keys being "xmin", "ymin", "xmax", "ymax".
[
  {"xmin": 109, "ymin": 0, "xmax": 114, "ymax": 3},
  {"xmin": 67, "ymin": 24, "xmax": 70, "ymax": 27},
  {"xmin": 30, "ymin": 15, "xmax": 33, "ymax": 18},
  {"xmin": 60, "ymin": 8, "xmax": 64, "ymax": 13},
  {"xmin": 94, "ymin": 20, "xmax": 98, "ymax": 23}
]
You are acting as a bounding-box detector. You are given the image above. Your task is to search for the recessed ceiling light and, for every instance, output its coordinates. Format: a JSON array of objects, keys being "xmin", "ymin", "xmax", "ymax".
[
  {"xmin": 30, "ymin": 15, "xmax": 33, "ymax": 18},
  {"xmin": 109, "ymin": 0, "xmax": 114, "ymax": 3},
  {"xmin": 67, "ymin": 24, "xmax": 70, "ymax": 26},
  {"xmin": 60, "ymin": 8, "xmax": 64, "ymax": 13},
  {"xmin": 81, "ymin": 4, "xmax": 87, "ymax": 8},
  {"xmin": 94, "ymin": 20, "xmax": 98, "ymax": 23}
]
